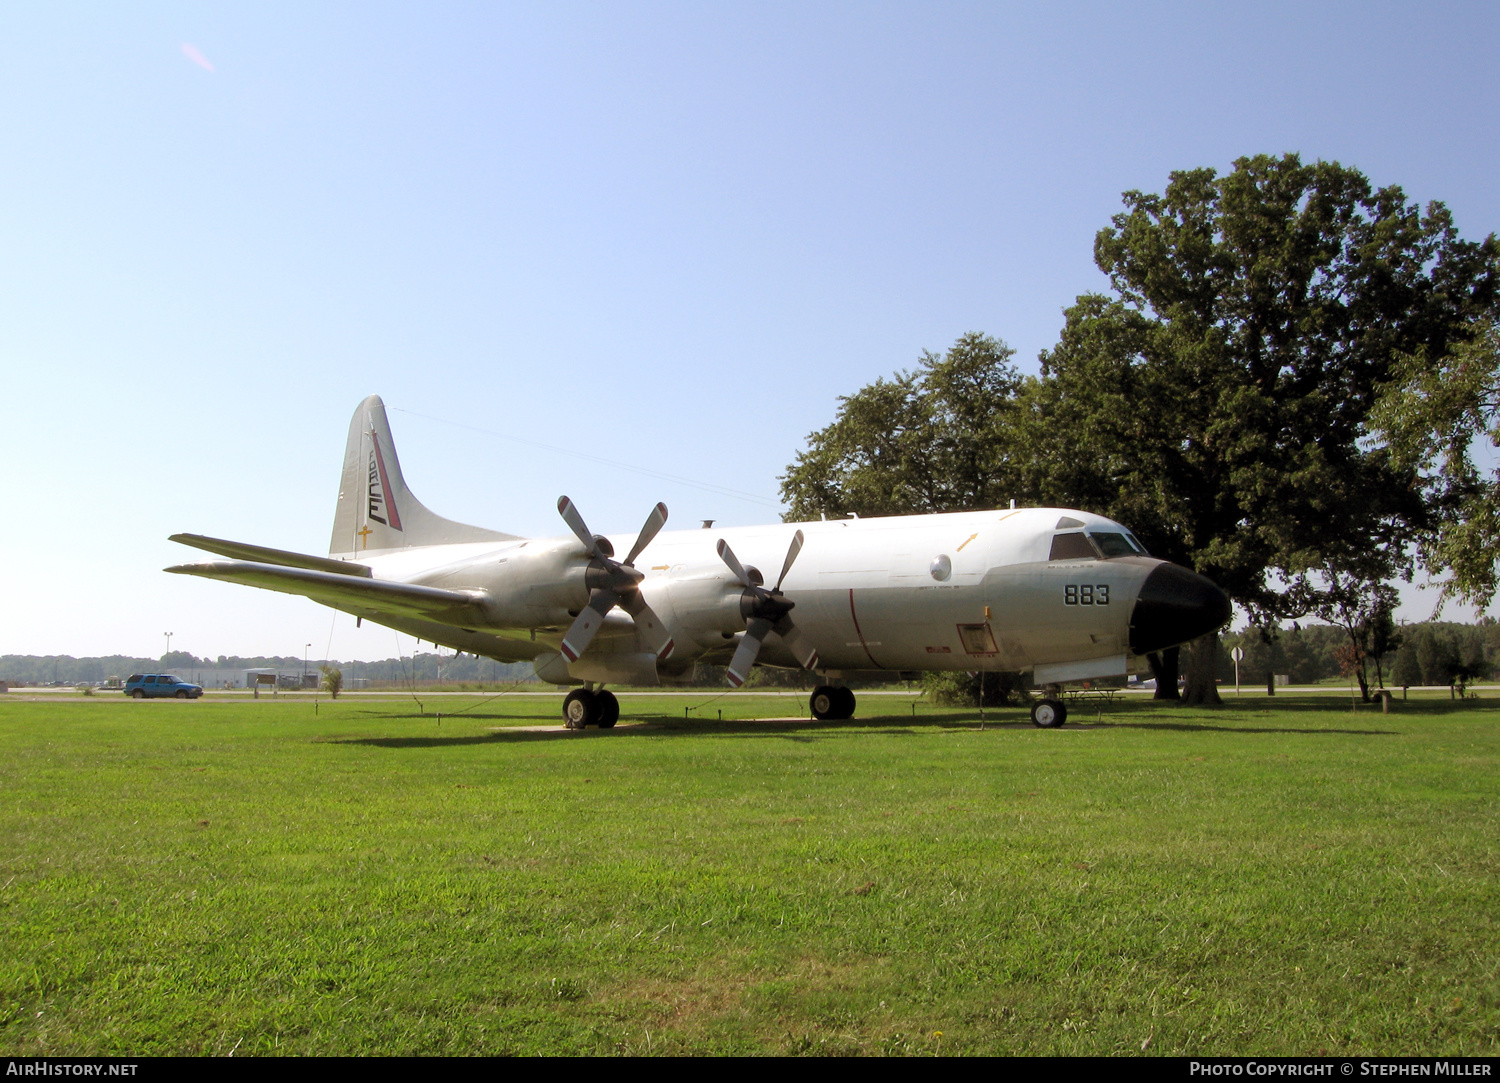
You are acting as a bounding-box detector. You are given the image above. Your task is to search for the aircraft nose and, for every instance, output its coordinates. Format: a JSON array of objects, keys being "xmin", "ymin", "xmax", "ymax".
[{"xmin": 1129, "ymin": 562, "xmax": 1232, "ymax": 654}]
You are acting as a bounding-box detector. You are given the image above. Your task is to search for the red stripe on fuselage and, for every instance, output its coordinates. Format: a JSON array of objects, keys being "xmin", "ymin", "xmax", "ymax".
[{"xmin": 848, "ymin": 589, "xmax": 883, "ymax": 669}]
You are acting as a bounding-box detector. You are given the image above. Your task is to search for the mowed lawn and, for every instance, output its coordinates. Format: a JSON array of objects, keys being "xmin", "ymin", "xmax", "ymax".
[{"xmin": 1, "ymin": 690, "xmax": 1496, "ymax": 1056}]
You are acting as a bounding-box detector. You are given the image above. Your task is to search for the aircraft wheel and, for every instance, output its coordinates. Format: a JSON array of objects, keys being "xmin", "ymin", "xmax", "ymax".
[
  {"xmin": 562, "ymin": 689, "xmax": 598, "ymax": 729},
  {"xmin": 809, "ymin": 685, "xmax": 838, "ymax": 720},
  {"xmin": 596, "ymin": 690, "xmax": 619, "ymax": 729},
  {"xmin": 131, "ymin": 689, "xmax": 145, "ymax": 699},
  {"xmin": 834, "ymin": 686, "xmax": 856, "ymax": 719},
  {"xmin": 1030, "ymin": 698, "xmax": 1067, "ymax": 728}
]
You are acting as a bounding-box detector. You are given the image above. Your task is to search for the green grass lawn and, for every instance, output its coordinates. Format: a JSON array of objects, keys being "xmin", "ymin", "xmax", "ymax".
[{"xmin": 1, "ymin": 690, "xmax": 1496, "ymax": 1056}]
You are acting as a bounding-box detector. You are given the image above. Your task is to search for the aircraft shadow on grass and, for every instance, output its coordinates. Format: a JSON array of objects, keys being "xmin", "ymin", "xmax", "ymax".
[
  {"xmin": 323, "ymin": 704, "xmax": 1406, "ymax": 747},
  {"xmin": 327, "ymin": 710, "xmax": 1032, "ymax": 747}
]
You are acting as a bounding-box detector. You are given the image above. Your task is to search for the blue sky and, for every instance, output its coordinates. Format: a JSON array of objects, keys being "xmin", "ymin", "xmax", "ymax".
[{"xmin": 3, "ymin": 2, "xmax": 1496, "ymax": 660}]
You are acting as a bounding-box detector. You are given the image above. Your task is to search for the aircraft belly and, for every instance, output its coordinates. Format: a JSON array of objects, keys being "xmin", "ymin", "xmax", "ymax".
[{"xmin": 357, "ymin": 614, "xmax": 551, "ymax": 664}]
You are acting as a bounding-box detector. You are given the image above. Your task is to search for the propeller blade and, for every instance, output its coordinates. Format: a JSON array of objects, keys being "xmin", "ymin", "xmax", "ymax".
[
  {"xmin": 716, "ymin": 538, "xmax": 752, "ymax": 588},
  {"xmin": 619, "ymin": 591, "xmax": 675, "ymax": 660},
  {"xmin": 773, "ymin": 614, "xmax": 820, "ymax": 670},
  {"xmin": 556, "ymin": 496, "xmax": 598, "ymax": 556},
  {"xmin": 623, "ymin": 502, "xmax": 669, "ymax": 568},
  {"xmin": 773, "ymin": 530, "xmax": 805, "ymax": 592},
  {"xmin": 559, "ymin": 589, "xmax": 619, "ymax": 662},
  {"xmin": 725, "ymin": 617, "xmax": 774, "ymax": 687}
]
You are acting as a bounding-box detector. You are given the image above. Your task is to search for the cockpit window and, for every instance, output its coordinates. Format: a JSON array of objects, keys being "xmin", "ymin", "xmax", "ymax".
[
  {"xmin": 1086, "ymin": 531, "xmax": 1150, "ymax": 557},
  {"xmin": 1049, "ymin": 532, "xmax": 1097, "ymax": 560},
  {"xmin": 1088, "ymin": 532, "xmax": 1134, "ymax": 557}
]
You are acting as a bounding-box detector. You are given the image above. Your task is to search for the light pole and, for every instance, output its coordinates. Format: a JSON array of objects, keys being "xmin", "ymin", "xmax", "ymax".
[
  {"xmin": 304, "ymin": 643, "xmax": 312, "ymax": 686},
  {"xmin": 164, "ymin": 631, "xmax": 173, "ymax": 660}
]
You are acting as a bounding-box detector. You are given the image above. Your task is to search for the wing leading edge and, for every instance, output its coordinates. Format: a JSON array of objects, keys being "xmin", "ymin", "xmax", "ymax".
[
  {"xmin": 165, "ymin": 559, "xmax": 484, "ymax": 620},
  {"xmin": 169, "ymin": 533, "xmax": 373, "ymax": 577},
  {"xmin": 164, "ymin": 558, "xmax": 552, "ymax": 664}
]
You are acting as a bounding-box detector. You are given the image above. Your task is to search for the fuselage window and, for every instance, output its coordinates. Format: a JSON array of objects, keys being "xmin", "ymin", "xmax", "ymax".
[{"xmin": 1048, "ymin": 532, "xmax": 1097, "ymax": 560}]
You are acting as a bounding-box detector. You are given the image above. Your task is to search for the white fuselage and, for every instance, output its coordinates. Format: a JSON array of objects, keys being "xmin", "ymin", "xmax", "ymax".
[{"xmin": 350, "ymin": 506, "xmax": 1159, "ymax": 683}]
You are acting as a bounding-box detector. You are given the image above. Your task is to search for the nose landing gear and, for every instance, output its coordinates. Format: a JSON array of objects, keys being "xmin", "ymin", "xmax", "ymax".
[{"xmin": 1029, "ymin": 698, "xmax": 1067, "ymax": 728}]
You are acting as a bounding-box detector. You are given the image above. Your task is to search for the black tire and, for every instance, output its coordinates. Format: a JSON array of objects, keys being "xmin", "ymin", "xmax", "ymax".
[
  {"xmin": 562, "ymin": 689, "xmax": 598, "ymax": 729},
  {"xmin": 833, "ymin": 686, "xmax": 856, "ymax": 719},
  {"xmin": 131, "ymin": 689, "xmax": 145, "ymax": 700},
  {"xmin": 1030, "ymin": 698, "xmax": 1067, "ymax": 728},
  {"xmin": 597, "ymin": 690, "xmax": 619, "ymax": 729},
  {"xmin": 810, "ymin": 685, "xmax": 838, "ymax": 720},
  {"xmin": 176, "ymin": 690, "xmax": 189, "ymax": 699}
]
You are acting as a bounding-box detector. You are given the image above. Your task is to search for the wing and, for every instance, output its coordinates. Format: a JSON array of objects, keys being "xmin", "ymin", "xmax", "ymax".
[
  {"xmin": 166, "ymin": 559, "xmax": 551, "ymax": 663},
  {"xmin": 166, "ymin": 559, "xmax": 485, "ymax": 620},
  {"xmin": 170, "ymin": 533, "xmax": 372, "ymax": 577}
]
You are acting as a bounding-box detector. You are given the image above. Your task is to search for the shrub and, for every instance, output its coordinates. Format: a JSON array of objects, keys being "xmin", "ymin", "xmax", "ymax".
[{"xmin": 922, "ymin": 670, "xmax": 1029, "ymax": 707}]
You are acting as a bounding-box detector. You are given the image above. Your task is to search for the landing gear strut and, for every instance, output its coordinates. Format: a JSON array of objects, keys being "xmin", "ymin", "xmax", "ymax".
[
  {"xmin": 809, "ymin": 684, "xmax": 855, "ymax": 721},
  {"xmin": 562, "ymin": 688, "xmax": 620, "ymax": 729}
]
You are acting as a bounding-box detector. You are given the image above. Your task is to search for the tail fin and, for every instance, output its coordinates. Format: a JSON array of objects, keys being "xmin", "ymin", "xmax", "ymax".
[{"xmin": 330, "ymin": 395, "xmax": 520, "ymax": 556}]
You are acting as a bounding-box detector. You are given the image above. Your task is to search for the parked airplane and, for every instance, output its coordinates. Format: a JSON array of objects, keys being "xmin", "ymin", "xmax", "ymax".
[{"xmin": 167, "ymin": 395, "xmax": 1230, "ymax": 729}]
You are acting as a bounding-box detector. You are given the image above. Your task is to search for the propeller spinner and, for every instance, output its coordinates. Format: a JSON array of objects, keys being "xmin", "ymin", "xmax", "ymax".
[
  {"xmin": 557, "ymin": 496, "xmax": 675, "ymax": 664},
  {"xmin": 717, "ymin": 529, "xmax": 819, "ymax": 687}
]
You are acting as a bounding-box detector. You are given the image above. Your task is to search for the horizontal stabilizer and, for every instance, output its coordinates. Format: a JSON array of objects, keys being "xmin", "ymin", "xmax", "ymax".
[
  {"xmin": 170, "ymin": 534, "xmax": 372, "ymax": 577},
  {"xmin": 165, "ymin": 559, "xmax": 487, "ymax": 622}
]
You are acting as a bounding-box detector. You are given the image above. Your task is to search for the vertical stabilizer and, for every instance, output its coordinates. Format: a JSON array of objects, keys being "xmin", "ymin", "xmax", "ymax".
[{"xmin": 330, "ymin": 396, "xmax": 519, "ymax": 557}]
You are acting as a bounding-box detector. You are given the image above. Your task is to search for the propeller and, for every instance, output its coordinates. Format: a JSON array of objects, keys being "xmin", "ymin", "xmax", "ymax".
[
  {"xmin": 557, "ymin": 496, "xmax": 675, "ymax": 663},
  {"xmin": 716, "ymin": 529, "xmax": 819, "ymax": 687}
]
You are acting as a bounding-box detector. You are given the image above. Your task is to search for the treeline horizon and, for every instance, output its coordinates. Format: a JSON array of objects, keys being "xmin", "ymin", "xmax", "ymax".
[
  {"xmin": 6, "ymin": 616, "xmax": 1496, "ymax": 688},
  {"xmin": 1, "ymin": 649, "xmax": 537, "ymax": 686}
]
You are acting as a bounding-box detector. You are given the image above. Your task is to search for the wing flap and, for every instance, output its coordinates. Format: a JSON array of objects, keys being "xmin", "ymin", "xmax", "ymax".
[{"xmin": 170, "ymin": 534, "xmax": 372, "ymax": 577}]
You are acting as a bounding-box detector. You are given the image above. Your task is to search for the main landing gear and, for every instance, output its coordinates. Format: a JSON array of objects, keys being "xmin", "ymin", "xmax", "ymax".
[
  {"xmin": 809, "ymin": 684, "xmax": 856, "ymax": 721},
  {"xmin": 562, "ymin": 688, "xmax": 620, "ymax": 730}
]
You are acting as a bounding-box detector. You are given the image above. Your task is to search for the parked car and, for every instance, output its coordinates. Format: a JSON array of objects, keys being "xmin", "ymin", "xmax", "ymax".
[{"xmin": 123, "ymin": 674, "xmax": 203, "ymax": 699}]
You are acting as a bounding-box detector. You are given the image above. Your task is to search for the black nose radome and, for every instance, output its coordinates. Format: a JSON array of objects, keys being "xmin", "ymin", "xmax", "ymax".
[{"xmin": 1129, "ymin": 563, "xmax": 1232, "ymax": 655}]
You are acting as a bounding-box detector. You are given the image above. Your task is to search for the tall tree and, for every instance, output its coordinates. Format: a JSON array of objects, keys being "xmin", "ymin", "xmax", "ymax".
[
  {"xmin": 1026, "ymin": 154, "xmax": 1497, "ymax": 704},
  {"xmin": 1371, "ymin": 320, "xmax": 1500, "ymax": 609},
  {"xmin": 780, "ymin": 332, "xmax": 1024, "ymax": 519}
]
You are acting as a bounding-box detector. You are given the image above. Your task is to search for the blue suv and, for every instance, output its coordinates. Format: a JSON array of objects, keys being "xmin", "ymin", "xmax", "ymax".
[{"xmin": 124, "ymin": 674, "xmax": 203, "ymax": 699}]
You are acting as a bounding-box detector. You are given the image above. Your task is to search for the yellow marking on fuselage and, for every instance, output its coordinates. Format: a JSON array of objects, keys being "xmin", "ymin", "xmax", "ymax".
[
  {"xmin": 357, "ymin": 525, "xmax": 373, "ymax": 548},
  {"xmin": 956, "ymin": 532, "xmax": 979, "ymax": 551}
]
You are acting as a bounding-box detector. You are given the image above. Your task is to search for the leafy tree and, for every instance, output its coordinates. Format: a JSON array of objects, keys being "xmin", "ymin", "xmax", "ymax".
[
  {"xmin": 1390, "ymin": 637, "xmax": 1422, "ymax": 689},
  {"xmin": 781, "ymin": 333, "xmax": 1024, "ymax": 520},
  {"xmin": 1026, "ymin": 154, "xmax": 1496, "ymax": 705},
  {"xmin": 320, "ymin": 665, "xmax": 343, "ymax": 699},
  {"xmin": 1310, "ymin": 574, "xmax": 1401, "ymax": 701},
  {"xmin": 1371, "ymin": 321, "xmax": 1500, "ymax": 609}
]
